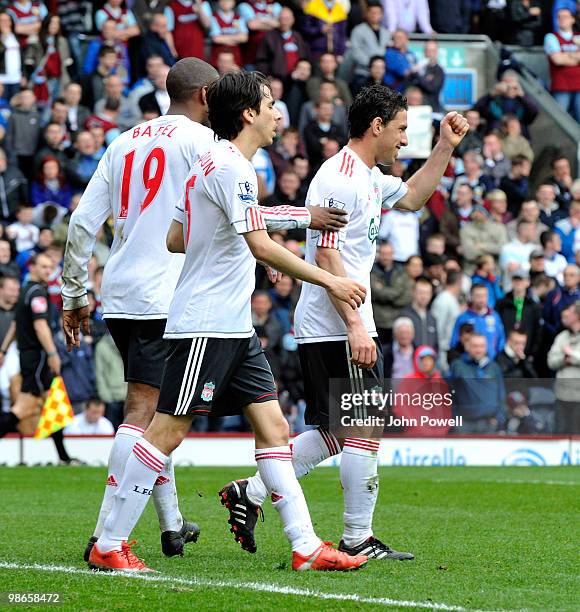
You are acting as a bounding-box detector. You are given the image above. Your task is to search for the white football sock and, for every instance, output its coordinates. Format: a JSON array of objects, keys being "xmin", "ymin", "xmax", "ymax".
[
  {"xmin": 246, "ymin": 428, "xmax": 340, "ymax": 506},
  {"xmin": 255, "ymin": 446, "xmax": 321, "ymax": 556},
  {"xmin": 152, "ymin": 454, "xmax": 184, "ymax": 533},
  {"xmin": 93, "ymin": 423, "xmax": 144, "ymax": 538},
  {"xmin": 97, "ymin": 438, "xmax": 168, "ymax": 552},
  {"xmin": 340, "ymin": 438, "xmax": 380, "ymax": 548}
]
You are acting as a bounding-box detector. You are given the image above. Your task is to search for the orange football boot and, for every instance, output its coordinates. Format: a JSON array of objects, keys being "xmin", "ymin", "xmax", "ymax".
[
  {"xmin": 292, "ymin": 541, "xmax": 368, "ymax": 571},
  {"xmin": 88, "ymin": 540, "xmax": 155, "ymax": 572}
]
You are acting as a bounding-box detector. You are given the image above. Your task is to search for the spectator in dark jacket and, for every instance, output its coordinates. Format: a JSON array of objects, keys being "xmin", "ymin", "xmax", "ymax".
[
  {"xmin": 546, "ymin": 155, "xmax": 574, "ymax": 210},
  {"xmin": 496, "ymin": 271, "xmax": 542, "ymax": 356},
  {"xmin": 449, "ymin": 332, "xmax": 506, "ymax": 433},
  {"xmin": 542, "ymin": 264, "xmax": 580, "ymax": 335},
  {"xmin": 400, "ymin": 276, "xmax": 439, "ymax": 351},
  {"xmin": 408, "ymin": 39, "xmax": 445, "ymax": 112},
  {"xmin": 0, "ymin": 148, "xmax": 28, "ymax": 224},
  {"xmin": 496, "ymin": 329, "xmax": 538, "ymax": 378},
  {"xmin": 34, "ymin": 122, "xmax": 69, "ymax": 173},
  {"xmin": 303, "ymin": 100, "xmax": 347, "ymax": 170},
  {"xmin": 255, "ymin": 7, "xmax": 309, "ymax": 81},
  {"xmin": 140, "ymin": 12, "xmax": 177, "ymax": 67},
  {"xmin": 284, "ymin": 59, "xmax": 311, "ymax": 127},
  {"xmin": 56, "ymin": 329, "xmax": 96, "ymax": 412},
  {"xmin": 507, "ymin": 0, "xmax": 542, "ymax": 46},
  {"xmin": 499, "ymin": 154, "xmax": 532, "ymax": 217},
  {"xmin": 430, "ymin": 0, "xmax": 471, "ymax": 33},
  {"xmin": 5, "ymin": 89, "xmax": 41, "ymax": 182}
]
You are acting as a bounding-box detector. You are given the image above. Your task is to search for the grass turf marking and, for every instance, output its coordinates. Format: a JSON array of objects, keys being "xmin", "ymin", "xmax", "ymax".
[{"xmin": 0, "ymin": 561, "xmax": 486, "ymax": 611}]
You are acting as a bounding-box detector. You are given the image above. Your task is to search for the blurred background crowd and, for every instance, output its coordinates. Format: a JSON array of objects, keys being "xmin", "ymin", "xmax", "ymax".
[{"xmin": 0, "ymin": 0, "xmax": 579, "ymax": 439}]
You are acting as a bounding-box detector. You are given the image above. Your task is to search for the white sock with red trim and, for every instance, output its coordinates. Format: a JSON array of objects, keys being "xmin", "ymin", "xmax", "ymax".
[
  {"xmin": 97, "ymin": 438, "xmax": 168, "ymax": 553},
  {"xmin": 152, "ymin": 455, "xmax": 183, "ymax": 533},
  {"xmin": 92, "ymin": 423, "xmax": 144, "ymax": 538},
  {"xmin": 255, "ymin": 446, "xmax": 321, "ymax": 556},
  {"xmin": 246, "ymin": 429, "xmax": 341, "ymax": 506},
  {"xmin": 340, "ymin": 438, "xmax": 380, "ymax": 548}
]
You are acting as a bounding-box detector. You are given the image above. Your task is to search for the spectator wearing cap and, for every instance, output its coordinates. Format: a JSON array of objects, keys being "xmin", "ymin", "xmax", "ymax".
[
  {"xmin": 384, "ymin": 316, "xmax": 416, "ymax": 379},
  {"xmin": 448, "ymin": 332, "xmax": 506, "ymax": 433},
  {"xmin": 487, "ymin": 189, "xmax": 513, "ymax": 224},
  {"xmin": 460, "ymin": 204, "xmax": 508, "ymax": 275},
  {"xmin": 544, "ymin": 8, "xmax": 580, "ymax": 122},
  {"xmin": 400, "ymin": 276, "xmax": 438, "ymax": 351},
  {"xmin": 555, "ymin": 199, "xmax": 580, "ymax": 262},
  {"xmin": 529, "ymin": 249, "xmax": 547, "ymax": 283},
  {"xmin": 547, "ymin": 302, "xmax": 580, "ymax": 433},
  {"xmin": 536, "ymin": 184, "xmax": 567, "ymax": 228},
  {"xmin": 349, "ymin": 2, "xmax": 390, "ymax": 92},
  {"xmin": 507, "ymin": 199, "xmax": 548, "ymax": 243},
  {"xmin": 471, "ymin": 254, "xmax": 504, "ymax": 308},
  {"xmin": 392, "ymin": 345, "xmax": 452, "ymax": 436},
  {"xmin": 450, "ymin": 283, "xmax": 506, "ymax": 360},
  {"xmin": 505, "ymin": 390, "xmax": 544, "ymax": 434},
  {"xmin": 546, "ymin": 156, "xmax": 574, "ymax": 209},
  {"xmin": 500, "ymin": 220, "xmax": 538, "ymax": 291},
  {"xmin": 499, "ymin": 154, "xmax": 532, "ymax": 217},
  {"xmin": 540, "ymin": 230, "xmax": 568, "ymax": 284},
  {"xmin": 431, "ymin": 269, "xmax": 463, "ymax": 372},
  {"xmin": 371, "ymin": 242, "xmax": 413, "ymax": 347},
  {"xmin": 496, "ymin": 269, "xmax": 542, "ymax": 355}
]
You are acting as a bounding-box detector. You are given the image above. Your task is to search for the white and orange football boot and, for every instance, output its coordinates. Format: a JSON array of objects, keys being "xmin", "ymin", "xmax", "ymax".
[
  {"xmin": 292, "ymin": 541, "xmax": 368, "ymax": 571},
  {"xmin": 88, "ymin": 540, "xmax": 155, "ymax": 572}
]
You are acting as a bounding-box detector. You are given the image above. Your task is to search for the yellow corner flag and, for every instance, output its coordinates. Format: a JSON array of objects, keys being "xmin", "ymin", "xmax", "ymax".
[{"xmin": 34, "ymin": 376, "xmax": 74, "ymax": 439}]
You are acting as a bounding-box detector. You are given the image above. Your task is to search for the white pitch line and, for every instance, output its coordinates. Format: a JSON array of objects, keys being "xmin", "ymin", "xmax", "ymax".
[
  {"xmin": 0, "ymin": 561, "xmax": 478, "ymax": 611},
  {"xmin": 431, "ymin": 478, "xmax": 579, "ymax": 487}
]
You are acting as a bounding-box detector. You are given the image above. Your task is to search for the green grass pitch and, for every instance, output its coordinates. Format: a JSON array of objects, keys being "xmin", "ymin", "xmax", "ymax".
[{"xmin": 0, "ymin": 466, "xmax": 578, "ymax": 611}]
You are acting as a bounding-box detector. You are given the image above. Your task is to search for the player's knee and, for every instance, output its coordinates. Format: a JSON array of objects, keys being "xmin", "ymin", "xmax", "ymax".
[{"xmin": 267, "ymin": 412, "xmax": 290, "ymax": 447}]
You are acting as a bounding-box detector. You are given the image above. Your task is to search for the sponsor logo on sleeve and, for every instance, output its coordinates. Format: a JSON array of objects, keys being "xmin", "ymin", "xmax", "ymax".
[
  {"xmin": 31, "ymin": 296, "xmax": 48, "ymax": 314},
  {"xmin": 238, "ymin": 181, "xmax": 256, "ymax": 202}
]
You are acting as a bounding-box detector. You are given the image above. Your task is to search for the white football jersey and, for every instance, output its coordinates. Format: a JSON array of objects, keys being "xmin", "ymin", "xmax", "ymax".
[
  {"xmin": 62, "ymin": 115, "xmax": 215, "ymax": 319},
  {"xmin": 165, "ymin": 140, "xmax": 267, "ymax": 339},
  {"xmin": 294, "ymin": 146, "xmax": 408, "ymax": 343}
]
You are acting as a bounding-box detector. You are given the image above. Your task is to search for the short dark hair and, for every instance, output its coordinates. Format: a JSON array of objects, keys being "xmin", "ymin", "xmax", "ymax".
[
  {"xmin": 509, "ymin": 328, "xmax": 527, "ymax": 338},
  {"xmin": 207, "ymin": 71, "xmax": 271, "ymax": 141},
  {"xmin": 348, "ymin": 84, "xmax": 407, "ymax": 139},
  {"xmin": 98, "ymin": 44, "xmax": 116, "ymax": 58},
  {"xmin": 540, "ymin": 230, "xmax": 556, "ymax": 248},
  {"xmin": 368, "ymin": 55, "xmax": 385, "ymax": 68},
  {"xmin": 166, "ymin": 57, "xmax": 218, "ymax": 103},
  {"xmin": 459, "ymin": 323, "xmax": 474, "ymax": 334},
  {"xmin": 104, "ymin": 97, "xmax": 120, "ymax": 112},
  {"xmin": 471, "ymin": 282, "xmax": 487, "ymax": 293},
  {"xmin": 551, "ymin": 155, "xmax": 569, "ymax": 168},
  {"xmin": 51, "ymin": 97, "xmax": 66, "ymax": 108},
  {"xmin": 446, "ymin": 270, "xmax": 461, "ymax": 286},
  {"xmin": 511, "ymin": 154, "xmax": 529, "ymax": 166}
]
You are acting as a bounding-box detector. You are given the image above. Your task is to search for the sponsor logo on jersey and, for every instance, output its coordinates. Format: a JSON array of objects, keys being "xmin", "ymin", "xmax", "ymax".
[
  {"xmin": 201, "ymin": 381, "xmax": 215, "ymax": 402},
  {"xmin": 271, "ymin": 492, "xmax": 284, "ymax": 502},
  {"xmin": 154, "ymin": 475, "xmax": 170, "ymax": 486},
  {"xmin": 238, "ymin": 181, "xmax": 256, "ymax": 201},
  {"xmin": 106, "ymin": 475, "xmax": 118, "ymax": 487},
  {"xmin": 368, "ymin": 216, "xmax": 380, "ymax": 242}
]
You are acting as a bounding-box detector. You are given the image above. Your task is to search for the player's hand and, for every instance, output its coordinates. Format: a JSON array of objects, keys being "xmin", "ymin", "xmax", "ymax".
[
  {"xmin": 267, "ymin": 266, "xmax": 282, "ymax": 283},
  {"xmin": 63, "ymin": 306, "xmax": 91, "ymax": 352},
  {"xmin": 347, "ymin": 321, "xmax": 377, "ymax": 369},
  {"xmin": 439, "ymin": 111, "xmax": 469, "ymax": 149},
  {"xmin": 327, "ymin": 277, "xmax": 366, "ymax": 310},
  {"xmin": 48, "ymin": 353, "xmax": 61, "ymax": 376},
  {"xmin": 307, "ymin": 205, "xmax": 348, "ymax": 231}
]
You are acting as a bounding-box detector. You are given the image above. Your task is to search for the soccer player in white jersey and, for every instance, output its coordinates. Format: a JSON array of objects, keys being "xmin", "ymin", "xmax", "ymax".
[
  {"xmin": 88, "ymin": 71, "xmax": 369, "ymax": 573},
  {"xmin": 61, "ymin": 59, "xmax": 347, "ymax": 567},
  {"xmin": 229, "ymin": 84, "xmax": 469, "ymax": 559}
]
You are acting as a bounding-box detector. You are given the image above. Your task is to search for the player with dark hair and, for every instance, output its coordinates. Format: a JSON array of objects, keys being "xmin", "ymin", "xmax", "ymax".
[
  {"xmin": 88, "ymin": 70, "xmax": 369, "ymax": 573},
  {"xmin": 63, "ymin": 59, "xmax": 349, "ymax": 567},
  {"xmin": 231, "ymin": 83, "xmax": 468, "ymax": 560}
]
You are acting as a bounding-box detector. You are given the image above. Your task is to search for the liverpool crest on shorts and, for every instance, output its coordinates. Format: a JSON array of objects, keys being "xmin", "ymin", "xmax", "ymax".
[{"xmin": 201, "ymin": 381, "xmax": 215, "ymax": 402}]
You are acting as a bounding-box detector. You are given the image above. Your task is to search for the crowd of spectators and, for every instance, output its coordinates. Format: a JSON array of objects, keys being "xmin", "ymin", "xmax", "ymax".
[{"xmin": 0, "ymin": 1, "xmax": 578, "ymax": 439}]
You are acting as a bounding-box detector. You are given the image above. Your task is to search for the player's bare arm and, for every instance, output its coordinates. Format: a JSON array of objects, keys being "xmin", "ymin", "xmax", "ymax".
[
  {"xmin": 315, "ymin": 247, "xmax": 377, "ymax": 368},
  {"xmin": 395, "ymin": 112, "xmax": 468, "ymax": 212},
  {"xmin": 244, "ymin": 230, "xmax": 366, "ymax": 310},
  {"xmin": 167, "ymin": 219, "xmax": 185, "ymax": 253}
]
